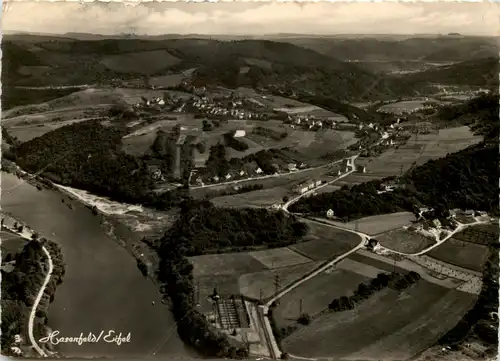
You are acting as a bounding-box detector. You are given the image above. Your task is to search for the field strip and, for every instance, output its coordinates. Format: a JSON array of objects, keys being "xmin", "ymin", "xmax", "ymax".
[{"xmin": 356, "ymin": 249, "xmax": 462, "ymax": 289}]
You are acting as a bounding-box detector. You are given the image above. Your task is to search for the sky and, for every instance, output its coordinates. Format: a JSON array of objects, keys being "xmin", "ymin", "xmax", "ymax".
[{"xmin": 2, "ymin": 1, "xmax": 498, "ymax": 36}]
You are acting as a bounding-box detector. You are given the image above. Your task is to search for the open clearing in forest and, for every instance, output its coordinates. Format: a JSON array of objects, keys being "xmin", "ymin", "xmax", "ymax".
[
  {"xmin": 281, "ymin": 280, "xmax": 477, "ymax": 360},
  {"xmin": 377, "ymin": 228, "xmax": 436, "ymax": 253},
  {"xmin": 426, "ymin": 238, "xmax": 490, "ymax": 272},
  {"xmin": 358, "ymin": 126, "xmax": 482, "ymax": 177}
]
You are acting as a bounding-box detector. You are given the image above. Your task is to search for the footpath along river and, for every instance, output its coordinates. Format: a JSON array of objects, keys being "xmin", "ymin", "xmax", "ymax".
[{"xmin": 1, "ymin": 172, "xmax": 196, "ymax": 358}]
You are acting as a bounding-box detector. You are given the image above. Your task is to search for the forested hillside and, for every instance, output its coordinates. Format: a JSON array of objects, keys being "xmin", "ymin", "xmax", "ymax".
[
  {"xmin": 156, "ymin": 200, "xmax": 309, "ymax": 256},
  {"xmin": 289, "ymin": 142, "xmax": 498, "ymax": 219}
]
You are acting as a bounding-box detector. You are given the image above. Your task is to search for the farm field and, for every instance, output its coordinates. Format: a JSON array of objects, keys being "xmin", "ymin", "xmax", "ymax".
[
  {"xmin": 290, "ymin": 220, "xmax": 361, "ymax": 261},
  {"xmin": 335, "ymin": 258, "xmax": 390, "ymax": 278},
  {"xmin": 377, "ymin": 228, "xmax": 436, "ymax": 253},
  {"xmin": 281, "ymin": 280, "xmax": 477, "ymax": 360},
  {"xmin": 189, "ymin": 246, "xmax": 315, "ymax": 311},
  {"xmin": 239, "ymin": 261, "xmax": 322, "ymax": 301},
  {"xmin": 248, "ymin": 247, "xmax": 311, "ymax": 269},
  {"xmin": 426, "ymin": 238, "xmax": 490, "ymax": 272},
  {"xmin": 273, "ymin": 268, "xmax": 369, "ymax": 328},
  {"xmin": 452, "ymin": 223, "xmax": 499, "ymax": 246},
  {"xmin": 361, "ymin": 126, "xmax": 482, "ymax": 176},
  {"xmin": 191, "ymin": 164, "xmax": 338, "ymax": 199},
  {"xmin": 312, "ymin": 212, "xmax": 416, "ymax": 236},
  {"xmin": 0, "ymin": 231, "xmax": 28, "ymax": 258},
  {"xmin": 100, "ymin": 50, "xmax": 181, "ymax": 74},
  {"xmin": 210, "ymin": 186, "xmax": 290, "ymax": 208},
  {"xmin": 247, "ymin": 128, "xmax": 356, "ymax": 160},
  {"xmin": 377, "ymin": 99, "xmax": 439, "ymax": 114}
]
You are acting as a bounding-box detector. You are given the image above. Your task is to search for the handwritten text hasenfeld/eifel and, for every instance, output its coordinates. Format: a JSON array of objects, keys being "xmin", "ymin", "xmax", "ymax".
[{"xmin": 39, "ymin": 330, "xmax": 131, "ymax": 346}]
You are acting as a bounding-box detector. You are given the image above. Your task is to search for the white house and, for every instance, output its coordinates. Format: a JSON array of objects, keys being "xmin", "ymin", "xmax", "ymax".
[
  {"xmin": 255, "ymin": 168, "xmax": 263, "ymax": 175},
  {"xmin": 239, "ymin": 170, "xmax": 245, "ymax": 176},
  {"xmin": 234, "ymin": 130, "xmax": 246, "ymax": 138},
  {"xmin": 213, "ymin": 175, "xmax": 220, "ymax": 182},
  {"xmin": 357, "ymin": 165, "xmax": 366, "ymax": 173},
  {"xmin": 432, "ymin": 219, "xmax": 442, "ymax": 228},
  {"xmin": 315, "ymin": 180, "xmax": 322, "ymax": 187},
  {"xmin": 288, "ymin": 163, "xmax": 297, "ymax": 172},
  {"xmin": 326, "ymin": 209, "xmax": 335, "ymax": 218}
]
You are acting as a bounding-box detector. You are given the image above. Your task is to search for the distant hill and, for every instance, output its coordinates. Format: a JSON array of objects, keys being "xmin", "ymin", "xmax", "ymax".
[
  {"xmin": 2, "ymin": 35, "xmax": 496, "ymax": 103},
  {"xmin": 282, "ymin": 36, "xmax": 498, "ymax": 63},
  {"xmin": 0, "ymin": 37, "xmax": 418, "ymax": 101},
  {"xmin": 402, "ymin": 57, "xmax": 498, "ymax": 88}
]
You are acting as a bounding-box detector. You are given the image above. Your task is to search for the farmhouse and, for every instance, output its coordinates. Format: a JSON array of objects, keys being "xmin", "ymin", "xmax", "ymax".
[
  {"xmin": 255, "ymin": 167, "xmax": 263, "ymax": 175},
  {"xmin": 432, "ymin": 219, "xmax": 442, "ymax": 228},
  {"xmin": 326, "ymin": 209, "xmax": 335, "ymax": 218},
  {"xmin": 234, "ymin": 130, "xmax": 246, "ymax": 138},
  {"xmin": 315, "ymin": 180, "xmax": 322, "ymax": 187},
  {"xmin": 288, "ymin": 163, "xmax": 298, "ymax": 172},
  {"xmin": 294, "ymin": 181, "xmax": 313, "ymax": 194}
]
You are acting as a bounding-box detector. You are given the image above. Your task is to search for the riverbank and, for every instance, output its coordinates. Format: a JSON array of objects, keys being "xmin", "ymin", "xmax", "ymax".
[
  {"xmin": 2, "ymin": 171, "xmax": 194, "ymax": 358},
  {"xmin": 1, "ymin": 212, "xmax": 65, "ymax": 358}
]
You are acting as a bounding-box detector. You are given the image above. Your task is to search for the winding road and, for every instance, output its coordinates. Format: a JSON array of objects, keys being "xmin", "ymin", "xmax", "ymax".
[
  {"xmin": 4, "ymin": 223, "xmax": 53, "ymax": 357},
  {"xmin": 256, "ymin": 154, "xmax": 490, "ymax": 360},
  {"xmin": 257, "ymin": 156, "xmax": 362, "ymax": 359}
]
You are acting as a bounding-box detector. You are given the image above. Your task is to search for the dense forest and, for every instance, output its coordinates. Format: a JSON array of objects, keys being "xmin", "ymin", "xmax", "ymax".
[
  {"xmin": 435, "ymin": 93, "xmax": 498, "ymax": 131},
  {"xmin": 9, "ymin": 120, "xmax": 190, "ymax": 209},
  {"xmin": 155, "ymin": 200, "xmax": 308, "ymax": 256},
  {"xmin": 289, "ymin": 142, "xmax": 498, "ymax": 219}
]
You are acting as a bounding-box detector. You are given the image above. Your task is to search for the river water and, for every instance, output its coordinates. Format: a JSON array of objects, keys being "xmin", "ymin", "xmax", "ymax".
[{"xmin": 1, "ymin": 172, "xmax": 196, "ymax": 359}]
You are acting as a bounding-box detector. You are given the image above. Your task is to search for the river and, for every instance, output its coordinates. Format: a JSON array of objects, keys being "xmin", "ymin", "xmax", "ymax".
[{"xmin": 1, "ymin": 172, "xmax": 196, "ymax": 359}]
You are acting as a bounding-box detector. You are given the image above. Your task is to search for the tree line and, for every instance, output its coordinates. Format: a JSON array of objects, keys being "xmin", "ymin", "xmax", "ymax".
[{"xmin": 153, "ymin": 200, "xmax": 308, "ymax": 256}]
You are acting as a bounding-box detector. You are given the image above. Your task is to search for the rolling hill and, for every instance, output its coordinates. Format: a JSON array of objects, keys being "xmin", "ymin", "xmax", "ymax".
[{"xmin": 0, "ymin": 37, "xmax": 419, "ymax": 102}]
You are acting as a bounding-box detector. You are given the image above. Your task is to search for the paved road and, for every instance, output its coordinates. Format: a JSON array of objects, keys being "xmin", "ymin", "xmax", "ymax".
[
  {"xmin": 257, "ymin": 156, "xmax": 362, "ymax": 359},
  {"xmin": 281, "ymin": 155, "xmax": 358, "ymax": 213},
  {"xmin": 190, "ymin": 158, "xmax": 347, "ymax": 190}
]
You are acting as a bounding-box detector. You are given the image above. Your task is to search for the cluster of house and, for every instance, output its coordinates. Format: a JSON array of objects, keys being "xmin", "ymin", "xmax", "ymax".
[
  {"xmin": 193, "ymin": 168, "xmax": 260, "ymax": 186},
  {"xmin": 189, "ymin": 96, "xmax": 267, "ymax": 120},
  {"xmin": 293, "ymin": 179, "xmax": 323, "ymax": 194},
  {"xmin": 192, "ymin": 161, "xmax": 310, "ymax": 186},
  {"xmin": 133, "ymin": 96, "xmax": 168, "ymax": 109}
]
